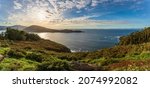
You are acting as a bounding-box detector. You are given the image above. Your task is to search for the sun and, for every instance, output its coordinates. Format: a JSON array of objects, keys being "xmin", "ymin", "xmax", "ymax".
[{"xmin": 36, "ymin": 11, "xmax": 47, "ymax": 21}]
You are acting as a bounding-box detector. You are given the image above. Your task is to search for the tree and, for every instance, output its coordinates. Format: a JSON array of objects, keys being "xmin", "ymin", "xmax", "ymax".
[{"xmin": 3, "ymin": 28, "xmax": 41, "ymax": 41}]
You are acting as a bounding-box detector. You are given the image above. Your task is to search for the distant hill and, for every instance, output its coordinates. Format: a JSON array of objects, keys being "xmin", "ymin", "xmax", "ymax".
[
  {"xmin": 23, "ymin": 25, "xmax": 83, "ymax": 33},
  {"xmin": 0, "ymin": 25, "xmax": 26, "ymax": 30},
  {"xmin": 0, "ymin": 26, "xmax": 7, "ymax": 30},
  {"xmin": 10, "ymin": 25, "xmax": 26, "ymax": 30}
]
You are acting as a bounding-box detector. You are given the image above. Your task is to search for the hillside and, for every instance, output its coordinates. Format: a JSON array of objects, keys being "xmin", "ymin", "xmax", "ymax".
[
  {"xmin": 24, "ymin": 25, "xmax": 83, "ymax": 33},
  {"xmin": 1, "ymin": 27, "xmax": 150, "ymax": 71},
  {"xmin": 10, "ymin": 25, "xmax": 26, "ymax": 30},
  {"xmin": 0, "ymin": 28, "xmax": 70, "ymax": 53},
  {"xmin": 0, "ymin": 25, "xmax": 26, "ymax": 30},
  {"xmin": 119, "ymin": 27, "xmax": 150, "ymax": 45}
]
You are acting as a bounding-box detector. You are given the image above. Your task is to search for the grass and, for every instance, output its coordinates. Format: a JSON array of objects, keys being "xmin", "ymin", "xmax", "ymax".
[
  {"xmin": 1, "ymin": 28, "xmax": 150, "ymax": 71},
  {"xmin": 0, "ymin": 47, "xmax": 10, "ymax": 54},
  {"xmin": 0, "ymin": 58, "xmax": 39, "ymax": 71}
]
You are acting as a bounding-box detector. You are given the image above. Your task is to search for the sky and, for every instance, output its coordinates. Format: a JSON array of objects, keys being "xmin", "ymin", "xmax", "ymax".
[{"xmin": 0, "ymin": 0, "xmax": 150, "ymax": 29}]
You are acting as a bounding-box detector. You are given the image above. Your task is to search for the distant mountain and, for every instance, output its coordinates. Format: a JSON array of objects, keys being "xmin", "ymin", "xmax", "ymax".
[
  {"xmin": 0, "ymin": 26, "xmax": 7, "ymax": 30},
  {"xmin": 23, "ymin": 25, "xmax": 83, "ymax": 33},
  {"xmin": 10, "ymin": 25, "xmax": 26, "ymax": 30},
  {"xmin": 0, "ymin": 25, "xmax": 26, "ymax": 30}
]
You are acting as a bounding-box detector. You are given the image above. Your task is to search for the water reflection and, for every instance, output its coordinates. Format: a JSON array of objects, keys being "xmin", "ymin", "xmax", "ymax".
[{"xmin": 37, "ymin": 29, "xmax": 137, "ymax": 52}]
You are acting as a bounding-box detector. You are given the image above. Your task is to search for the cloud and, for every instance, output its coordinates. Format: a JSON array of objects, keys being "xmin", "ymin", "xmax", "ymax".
[
  {"xmin": 9, "ymin": 0, "xmax": 95, "ymax": 25},
  {"xmin": 8, "ymin": 0, "xmax": 141, "ymax": 29},
  {"xmin": 13, "ymin": 0, "xmax": 23, "ymax": 9}
]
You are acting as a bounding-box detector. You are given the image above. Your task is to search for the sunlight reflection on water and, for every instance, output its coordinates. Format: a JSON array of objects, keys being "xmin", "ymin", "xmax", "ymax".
[{"xmin": 37, "ymin": 29, "xmax": 138, "ymax": 52}]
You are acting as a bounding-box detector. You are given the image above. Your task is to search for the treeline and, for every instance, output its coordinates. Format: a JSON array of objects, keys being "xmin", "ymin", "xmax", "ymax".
[
  {"xmin": 0, "ymin": 28, "xmax": 41, "ymax": 41},
  {"xmin": 119, "ymin": 27, "xmax": 150, "ymax": 45}
]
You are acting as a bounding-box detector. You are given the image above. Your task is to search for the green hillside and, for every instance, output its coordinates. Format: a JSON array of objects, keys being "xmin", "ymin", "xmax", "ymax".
[{"xmin": 1, "ymin": 27, "xmax": 150, "ymax": 71}]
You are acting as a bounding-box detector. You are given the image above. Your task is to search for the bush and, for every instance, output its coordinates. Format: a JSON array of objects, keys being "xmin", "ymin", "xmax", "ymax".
[
  {"xmin": 3, "ymin": 28, "xmax": 41, "ymax": 41},
  {"xmin": 26, "ymin": 34, "xmax": 41, "ymax": 41},
  {"xmin": 26, "ymin": 53, "xmax": 44, "ymax": 62},
  {"xmin": 0, "ymin": 47, "xmax": 10, "ymax": 55},
  {"xmin": 0, "ymin": 58, "xmax": 39, "ymax": 71},
  {"xmin": 37, "ymin": 58, "xmax": 71, "ymax": 71},
  {"xmin": 5, "ymin": 28, "xmax": 26, "ymax": 41},
  {"xmin": 56, "ymin": 52, "xmax": 88, "ymax": 61},
  {"xmin": 0, "ymin": 40, "xmax": 9, "ymax": 47},
  {"xmin": 119, "ymin": 27, "xmax": 150, "ymax": 45},
  {"xmin": 0, "ymin": 32, "xmax": 5, "ymax": 40},
  {"xmin": 7, "ymin": 49, "xmax": 25, "ymax": 59}
]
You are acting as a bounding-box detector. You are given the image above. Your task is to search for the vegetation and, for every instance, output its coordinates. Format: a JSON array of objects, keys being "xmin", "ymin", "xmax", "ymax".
[
  {"xmin": 4, "ymin": 28, "xmax": 41, "ymax": 41},
  {"xmin": 1, "ymin": 27, "xmax": 150, "ymax": 71},
  {"xmin": 119, "ymin": 27, "xmax": 150, "ymax": 45},
  {"xmin": 37, "ymin": 57, "xmax": 71, "ymax": 71}
]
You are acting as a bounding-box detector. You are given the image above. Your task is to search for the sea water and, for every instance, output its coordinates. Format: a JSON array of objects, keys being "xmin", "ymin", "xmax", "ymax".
[{"xmin": 37, "ymin": 29, "xmax": 139, "ymax": 52}]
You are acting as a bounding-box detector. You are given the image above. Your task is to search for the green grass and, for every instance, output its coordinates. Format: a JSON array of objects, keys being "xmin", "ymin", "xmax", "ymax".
[
  {"xmin": 0, "ymin": 47, "xmax": 10, "ymax": 54},
  {"xmin": 0, "ymin": 58, "xmax": 39, "ymax": 71},
  {"xmin": 113, "ymin": 65, "xmax": 150, "ymax": 71}
]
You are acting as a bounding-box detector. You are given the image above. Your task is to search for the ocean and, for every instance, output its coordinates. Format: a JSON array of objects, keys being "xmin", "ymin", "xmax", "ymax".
[{"xmin": 37, "ymin": 29, "xmax": 139, "ymax": 52}]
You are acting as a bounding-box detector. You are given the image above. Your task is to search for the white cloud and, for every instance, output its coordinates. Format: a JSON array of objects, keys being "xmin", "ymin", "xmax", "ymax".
[
  {"xmin": 67, "ymin": 14, "xmax": 100, "ymax": 21},
  {"xmin": 13, "ymin": 0, "xmax": 23, "ymax": 9},
  {"xmin": 10, "ymin": 0, "xmax": 95, "ymax": 25},
  {"xmin": 8, "ymin": 0, "xmax": 136, "ymax": 28}
]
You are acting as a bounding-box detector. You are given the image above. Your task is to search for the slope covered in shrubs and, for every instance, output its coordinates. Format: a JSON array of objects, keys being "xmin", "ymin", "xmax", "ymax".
[
  {"xmin": 119, "ymin": 27, "xmax": 150, "ymax": 45},
  {"xmin": 1, "ymin": 27, "xmax": 150, "ymax": 71}
]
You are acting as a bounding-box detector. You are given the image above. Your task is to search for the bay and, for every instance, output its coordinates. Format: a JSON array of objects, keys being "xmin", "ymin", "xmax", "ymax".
[{"xmin": 37, "ymin": 29, "xmax": 139, "ymax": 52}]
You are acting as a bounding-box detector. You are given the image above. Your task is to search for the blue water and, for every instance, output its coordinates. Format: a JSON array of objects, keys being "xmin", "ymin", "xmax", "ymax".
[{"xmin": 38, "ymin": 29, "xmax": 139, "ymax": 52}]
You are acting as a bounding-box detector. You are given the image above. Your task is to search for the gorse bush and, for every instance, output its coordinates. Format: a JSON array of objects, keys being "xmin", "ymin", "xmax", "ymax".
[
  {"xmin": 7, "ymin": 49, "xmax": 25, "ymax": 59},
  {"xmin": 26, "ymin": 53, "xmax": 44, "ymax": 62},
  {"xmin": 37, "ymin": 58, "xmax": 71, "ymax": 71}
]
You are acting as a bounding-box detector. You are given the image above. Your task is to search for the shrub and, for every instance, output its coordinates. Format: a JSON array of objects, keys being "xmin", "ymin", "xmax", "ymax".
[
  {"xmin": 56, "ymin": 52, "xmax": 88, "ymax": 61},
  {"xmin": 119, "ymin": 27, "xmax": 150, "ymax": 45},
  {"xmin": 0, "ymin": 58, "xmax": 39, "ymax": 71},
  {"xmin": 0, "ymin": 41, "xmax": 9, "ymax": 47},
  {"xmin": 0, "ymin": 47, "xmax": 10, "ymax": 55},
  {"xmin": 0, "ymin": 32, "xmax": 5, "ymax": 40},
  {"xmin": 26, "ymin": 53, "xmax": 44, "ymax": 62},
  {"xmin": 26, "ymin": 33, "xmax": 41, "ymax": 41},
  {"xmin": 3, "ymin": 28, "xmax": 41, "ymax": 41},
  {"xmin": 7, "ymin": 49, "xmax": 25, "ymax": 59},
  {"xmin": 5, "ymin": 28, "xmax": 26, "ymax": 41},
  {"xmin": 37, "ymin": 58, "xmax": 71, "ymax": 71}
]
